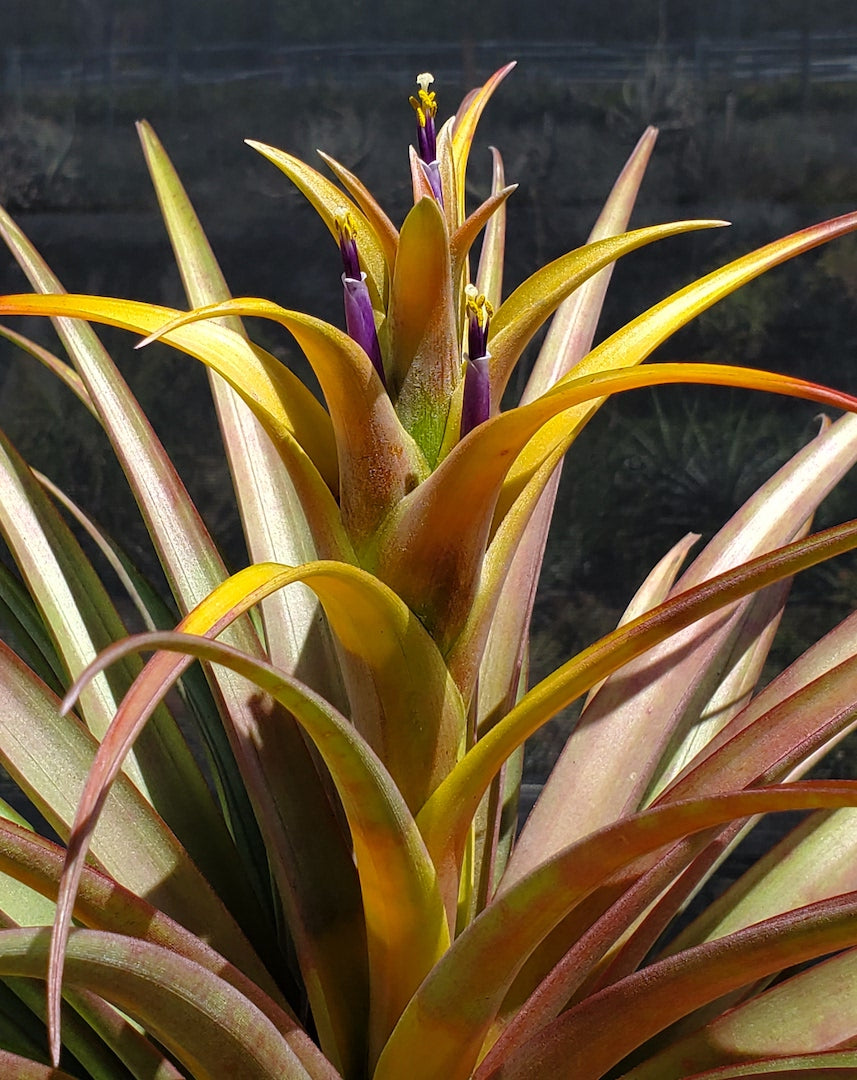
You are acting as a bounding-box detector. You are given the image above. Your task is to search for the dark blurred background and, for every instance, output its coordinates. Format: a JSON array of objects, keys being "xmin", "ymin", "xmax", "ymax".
[{"xmin": 2, "ymin": 1, "xmax": 857, "ymax": 771}]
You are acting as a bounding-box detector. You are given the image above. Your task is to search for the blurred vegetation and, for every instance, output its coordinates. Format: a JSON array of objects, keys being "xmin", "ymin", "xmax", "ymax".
[{"xmin": 1, "ymin": 0, "xmax": 852, "ymax": 48}]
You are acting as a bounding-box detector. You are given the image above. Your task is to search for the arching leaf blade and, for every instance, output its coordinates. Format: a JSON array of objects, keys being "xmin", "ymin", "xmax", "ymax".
[
  {"xmin": 417, "ymin": 518, "xmax": 857, "ymax": 893},
  {"xmin": 377, "ymin": 786, "xmax": 857, "ymax": 1080},
  {"xmin": 58, "ymin": 630, "xmax": 450, "ymax": 1070},
  {"xmin": 0, "ymin": 927, "xmax": 313, "ymax": 1078},
  {"xmin": 489, "ymin": 218, "xmax": 728, "ymax": 404}
]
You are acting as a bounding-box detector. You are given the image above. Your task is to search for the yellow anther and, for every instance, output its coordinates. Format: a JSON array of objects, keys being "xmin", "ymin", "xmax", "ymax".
[
  {"xmin": 335, "ymin": 211, "xmax": 356, "ymax": 243},
  {"xmin": 409, "ymin": 72, "xmax": 438, "ymax": 126},
  {"xmin": 465, "ymin": 283, "xmax": 493, "ymax": 328}
]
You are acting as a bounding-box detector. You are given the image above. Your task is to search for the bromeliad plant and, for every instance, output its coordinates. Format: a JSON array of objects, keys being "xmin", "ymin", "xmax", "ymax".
[{"xmin": 2, "ymin": 63, "xmax": 857, "ymax": 1079}]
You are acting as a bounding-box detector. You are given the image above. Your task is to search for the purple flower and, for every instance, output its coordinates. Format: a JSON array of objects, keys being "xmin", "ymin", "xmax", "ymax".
[
  {"xmin": 335, "ymin": 214, "xmax": 386, "ymax": 387},
  {"xmin": 460, "ymin": 285, "xmax": 493, "ymax": 438},
  {"xmin": 410, "ymin": 72, "xmax": 444, "ymax": 205}
]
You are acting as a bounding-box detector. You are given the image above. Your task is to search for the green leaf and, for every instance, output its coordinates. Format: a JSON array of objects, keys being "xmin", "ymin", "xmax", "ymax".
[
  {"xmin": 138, "ymin": 116, "xmax": 346, "ymax": 898},
  {"xmin": 0, "ymin": 638, "xmax": 273, "ymax": 995},
  {"xmin": 0, "ymin": 818, "xmax": 335, "ymax": 1080},
  {"xmin": 0, "ymin": 430, "xmax": 242, "ymax": 906},
  {"xmin": 388, "ymin": 197, "xmax": 460, "ymax": 466},
  {"xmin": 0, "ymin": 927, "xmax": 314, "ymax": 1079},
  {"xmin": 681, "ymin": 1053, "xmax": 857, "ymax": 1078}
]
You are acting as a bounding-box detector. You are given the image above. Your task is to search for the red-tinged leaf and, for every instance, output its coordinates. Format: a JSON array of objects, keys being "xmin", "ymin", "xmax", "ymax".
[
  {"xmin": 681, "ymin": 1053, "xmax": 857, "ymax": 1078},
  {"xmin": 489, "ymin": 218, "xmax": 727, "ymax": 405},
  {"xmin": 475, "ymin": 146, "xmax": 509, "ymax": 312},
  {"xmin": 0, "ymin": 230, "xmax": 361, "ymax": 1058},
  {"xmin": 376, "ymin": 361, "xmax": 857, "ymax": 650},
  {"xmin": 408, "ymin": 143, "xmax": 437, "ymax": 204},
  {"xmin": 0, "ymin": 906, "xmax": 188, "ymax": 1080},
  {"xmin": 459, "ymin": 128, "xmax": 658, "ymax": 723},
  {"xmin": 450, "ymin": 184, "xmax": 518, "ymax": 283},
  {"xmin": 450, "ymin": 63, "xmax": 517, "ymax": 227},
  {"xmin": 377, "ymin": 785, "xmax": 857, "ymax": 1080},
  {"xmin": 0, "ymin": 1050, "xmax": 78, "ymax": 1079},
  {"xmin": 417, "ymin": 518, "xmax": 857, "ymax": 897},
  {"xmin": 139, "ymin": 296, "xmax": 427, "ymax": 547},
  {"xmin": 522, "ymin": 126, "xmax": 659, "ymax": 402},
  {"xmin": 0, "ymin": 818, "xmax": 338, "ymax": 1079},
  {"xmin": 388, "ymin": 197, "xmax": 460, "ymax": 466},
  {"xmin": 0, "ymin": 638, "xmax": 276, "ymax": 1005},
  {"xmin": 490, "ymin": 898, "xmax": 857, "ymax": 1080},
  {"xmin": 0, "ymin": 288, "xmax": 341, "ymax": 513},
  {"xmin": 57, "ymin": 631, "xmax": 449, "ymax": 1070},
  {"xmin": 512, "ymin": 412, "xmax": 857, "ymax": 889},
  {"xmin": 247, "ymin": 139, "xmax": 389, "ymax": 306},
  {"xmin": 0, "ymin": 429, "xmax": 253, "ymax": 915},
  {"xmin": 0, "ymin": 926, "xmax": 314, "ymax": 1077},
  {"xmin": 317, "ymin": 149, "xmax": 399, "ymax": 271},
  {"xmin": 499, "ymin": 209, "xmax": 857, "ymax": 514},
  {"xmin": 139, "ymin": 117, "xmax": 351, "ymax": 728}
]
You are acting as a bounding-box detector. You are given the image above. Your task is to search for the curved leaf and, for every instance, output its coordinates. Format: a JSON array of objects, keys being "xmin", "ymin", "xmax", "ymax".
[
  {"xmin": 499, "ymin": 208, "xmax": 857, "ymax": 516},
  {"xmin": 0, "ymin": 637, "xmax": 273, "ymax": 997},
  {"xmin": 376, "ymin": 361, "xmax": 857, "ymax": 649},
  {"xmin": 0, "ymin": 288, "xmax": 341, "ymax": 517},
  {"xmin": 316, "ymin": 149, "xmax": 399, "ymax": 272},
  {"xmin": 496, "ymin": 901, "xmax": 857, "ymax": 1080},
  {"xmin": 138, "ymin": 297, "xmax": 428, "ymax": 547},
  {"xmin": 0, "ymin": 817, "xmax": 337, "ymax": 1079},
  {"xmin": 0, "ymin": 927, "xmax": 312, "ymax": 1078},
  {"xmin": 57, "ymin": 631, "xmax": 449, "ymax": 1070},
  {"xmin": 247, "ymin": 139, "xmax": 389, "ymax": 305},
  {"xmin": 417, "ymin": 518, "xmax": 857, "ymax": 892},
  {"xmin": 489, "ymin": 218, "xmax": 728, "ymax": 403},
  {"xmin": 450, "ymin": 63, "xmax": 517, "ymax": 227},
  {"xmin": 474, "ymin": 146, "xmax": 509, "ymax": 312},
  {"xmin": 450, "ymin": 184, "xmax": 517, "ymax": 285},
  {"xmin": 376, "ymin": 785, "xmax": 857, "ymax": 1080}
]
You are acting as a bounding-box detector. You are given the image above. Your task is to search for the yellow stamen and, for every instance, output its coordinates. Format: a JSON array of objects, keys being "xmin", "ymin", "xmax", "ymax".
[
  {"xmin": 465, "ymin": 283, "xmax": 493, "ymax": 328},
  {"xmin": 409, "ymin": 72, "xmax": 438, "ymax": 127},
  {"xmin": 335, "ymin": 211, "xmax": 357, "ymax": 243}
]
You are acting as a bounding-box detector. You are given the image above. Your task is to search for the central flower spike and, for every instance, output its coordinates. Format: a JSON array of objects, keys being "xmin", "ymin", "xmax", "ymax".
[
  {"xmin": 335, "ymin": 212, "xmax": 386, "ymax": 387},
  {"xmin": 409, "ymin": 72, "xmax": 443, "ymax": 204},
  {"xmin": 460, "ymin": 284, "xmax": 493, "ymax": 437}
]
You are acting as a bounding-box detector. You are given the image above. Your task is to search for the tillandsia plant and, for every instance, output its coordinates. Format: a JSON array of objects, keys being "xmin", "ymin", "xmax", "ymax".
[{"xmin": 3, "ymin": 62, "xmax": 857, "ymax": 1079}]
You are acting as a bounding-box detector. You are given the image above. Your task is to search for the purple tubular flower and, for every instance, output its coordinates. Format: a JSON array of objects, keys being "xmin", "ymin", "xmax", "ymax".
[
  {"xmin": 410, "ymin": 73, "xmax": 443, "ymax": 206},
  {"xmin": 343, "ymin": 273, "xmax": 385, "ymax": 386},
  {"xmin": 460, "ymin": 285, "xmax": 494, "ymax": 438},
  {"xmin": 460, "ymin": 355, "xmax": 491, "ymax": 439},
  {"xmin": 335, "ymin": 214, "xmax": 386, "ymax": 387}
]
